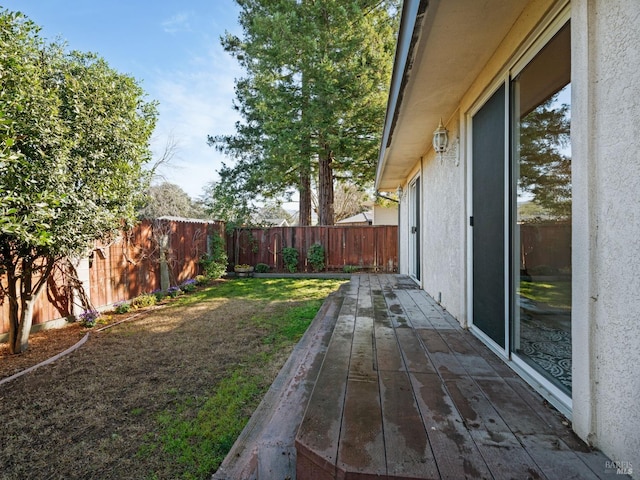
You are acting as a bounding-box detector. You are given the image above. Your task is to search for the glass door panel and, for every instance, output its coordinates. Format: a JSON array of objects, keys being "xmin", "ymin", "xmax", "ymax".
[
  {"xmin": 512, "ymin": 22, "xmax": 572, "ymax": 394},
  {"xmin": 408, "ymin": 177, "xmax": 421, "ymax": 281}
]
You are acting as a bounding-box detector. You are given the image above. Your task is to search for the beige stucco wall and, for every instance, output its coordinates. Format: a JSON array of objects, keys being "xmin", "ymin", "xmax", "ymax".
[
  {"xmin": 572, "ymin": 0, "xmax": 640, "ymax": 470},
  {"xmin": 420, "ymin": 122, "xmax": 467, "ymax": 323},
  {"xmin": 372, "ymin": 205, "xmax": 398, "ymax": 226}
]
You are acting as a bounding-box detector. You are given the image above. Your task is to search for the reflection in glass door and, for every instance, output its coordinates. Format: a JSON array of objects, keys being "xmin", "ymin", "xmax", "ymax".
[
  {"xmin": 512, "ymin": 22, "xmax": 572, "ymax": 395},
  {"xmin": 408, "ymin": 177, "xmax": 421, "ymax": 281}
]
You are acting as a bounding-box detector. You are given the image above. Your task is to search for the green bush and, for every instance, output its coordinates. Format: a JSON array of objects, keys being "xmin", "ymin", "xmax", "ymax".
[
  {"xmin": 132, "ymin": 293, "xmax": 157, "ymax": 309},
  {"xmin": 153, "ymin": 290, "xmax": 166, "ymax": 301},
  {"xmin": 307, "ymin": 243, "xmax": 325, "ymax": 272},
  {"xmin": 528, "ymin": 264, "xmax": 557, "ymax": 276},
  {"xmin": 255, "ymin": 263, "xmax": 270, "ymax": 273},
  {"xmin": 343, "ymin": 265, "xmax": 360, "ymax": 273},
  {"xmin": 79, "ymin": 309, "xmax": 100, "ymax": 328},
  {"xmin": 167, "ymin": 286, "xmax": 182, "ymax": 298},
  {"xmin": 114, "ymin": 301, "xmax": 131, "ymax": 314},
  {"xmin": 282, "ymin": 247, "xmax": 299, "ymax": 273},
  {"xmin": 180, "ymin": 279, "xmax": 197, "ymax": 292},
  {"xmin": 200, "ymin": 233, "xmax": 228, "ymax": 279}
]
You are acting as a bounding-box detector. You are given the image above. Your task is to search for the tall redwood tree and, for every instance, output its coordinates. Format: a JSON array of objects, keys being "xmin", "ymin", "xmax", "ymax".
[{"xmin": 209, "ymin": 0, "xmax": 398, "ymax": 225}]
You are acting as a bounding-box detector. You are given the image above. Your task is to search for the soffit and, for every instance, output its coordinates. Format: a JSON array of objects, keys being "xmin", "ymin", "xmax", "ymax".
[{"xmin": 376, "ymin": 0, "xmax": 531, "ymax": 191}]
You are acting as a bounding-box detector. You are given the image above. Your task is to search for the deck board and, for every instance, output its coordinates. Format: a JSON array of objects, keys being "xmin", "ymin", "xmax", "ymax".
[
  {"xmin": 410, "ymin": 372, "xmax": 493, "ymax": 480},
  {"xmin": 295, "ymin": 275, "xmax": 624, "ymax": 480},
  {"xmin": 380, "ymin": 370, "xmax": 439, "ymax": 479},
  {"xmin": 337, "ymin": 377, "xmax": 386, "ymax": 478},
  {"xmin": 295, "ymin": 308, "xmax": 355, "ymax": 477}
]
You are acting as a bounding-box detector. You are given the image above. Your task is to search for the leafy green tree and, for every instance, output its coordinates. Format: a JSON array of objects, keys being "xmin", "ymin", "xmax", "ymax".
[
  {"xmin": 138, "ymin": 182, "xmax": 205, "ymax": 219},
  {"xmin": 0, "ymin": 11, "xmax": 157, "ymax": 353},
  {"xmin": 330, "ymin": 182, "xmax": 370, "ymax": 223},
  {"xmin": 518, "ymin": 93, "xmax": 571, "ymax": 219},
  {"xmin": 209, "ymin": 0, "xmax": 398, "ymax": 225},
  {"xmin": 254, "ymin": 201, "xmax": 295, "ymax": 226},
  {"xmin": 200, "ymin": 178, "xmax": 257, "ymax": 229}
]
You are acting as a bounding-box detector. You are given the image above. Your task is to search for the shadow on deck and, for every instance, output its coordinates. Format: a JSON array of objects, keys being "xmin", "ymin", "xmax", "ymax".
[{"xmin": 213, "ymin": 274, "xmax": 622, "ymax": 480}]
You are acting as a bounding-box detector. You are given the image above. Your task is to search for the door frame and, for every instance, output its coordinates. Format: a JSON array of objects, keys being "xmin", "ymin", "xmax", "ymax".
[
  {"xmin": 509, "ymin": 8, "xmax": 573, "ymax": 414},
  {"xmin": 465, "ymin": 3, "xmax": 572, "ymax": 415},
  {"xmin": 408, "ymin": 174, "xmax": 421, "ymax": 282},
  {"xmin": 466, "ymin": 79, "xmax": 511, "ymax": 358}
]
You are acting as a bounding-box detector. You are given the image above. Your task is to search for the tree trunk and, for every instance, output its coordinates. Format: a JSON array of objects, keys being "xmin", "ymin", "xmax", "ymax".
[
  {"xmin": 7, "ymin": 256, "xmax": 55, "ymax": 354},
  {"xmin": 159, "ymin": 234, "xmax": 170, "ymax": 292},
  {"xmin": 318, "ymin": 147, "xmax": 334, "ymax": 225},
  {"xmin": 7, "ymin": 271, "xmax": 20, "ymax": 354},
  {"xmin": 13, "ymin": 295, "xmax": 36, "ymax": 354},
  {"xmin": 299, "ymin": 167, "xmax": 312, "ymax": 226}
]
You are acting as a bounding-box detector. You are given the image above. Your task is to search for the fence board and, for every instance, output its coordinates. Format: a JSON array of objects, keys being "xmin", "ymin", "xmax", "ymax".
[
  {"xmin": 1, "ymin": 219, "xmax": 224, "ymax": 337},
  {"xmin": 2, "ymin": 222, "xmax": 395, "ymax": 338},
  {"xmin": 227, "ymin": 226, "xmax": 398, "ymax": 273}
]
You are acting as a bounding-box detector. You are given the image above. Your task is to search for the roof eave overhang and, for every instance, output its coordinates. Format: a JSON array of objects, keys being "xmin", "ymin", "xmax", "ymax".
[{"xmin": 375, "ymin": 0, "xmax": 531, "ymax": 191}]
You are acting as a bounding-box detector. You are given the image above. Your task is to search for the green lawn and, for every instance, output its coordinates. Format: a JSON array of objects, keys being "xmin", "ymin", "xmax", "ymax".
[
  {"xmin": 519, "ymin": 280, "xmax": 571, "ymax": 309},
  {"xmin": 141, "ymin": 277, "xmax": 345, "ymax": 479}
]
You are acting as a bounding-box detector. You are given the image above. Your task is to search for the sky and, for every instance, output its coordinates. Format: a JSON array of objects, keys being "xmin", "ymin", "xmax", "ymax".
[{"xmin": 2, "ymin": 0, "xmax": 243, "ymax": 199}]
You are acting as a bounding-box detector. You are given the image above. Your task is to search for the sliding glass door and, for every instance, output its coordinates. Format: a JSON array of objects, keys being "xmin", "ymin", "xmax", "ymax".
[
  {"xmin": 472, "ymin": 87, "xmax": 506, "ymax": 350},
  {"xmin": 408, "ymin": 176, "xmax": 421, "ymax": 281},
  {"xmin": 511, "ymin": 22, "xmax": 572, "ymax": 395}
]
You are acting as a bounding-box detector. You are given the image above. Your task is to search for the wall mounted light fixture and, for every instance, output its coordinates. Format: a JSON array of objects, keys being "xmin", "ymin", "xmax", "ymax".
[{"xmin": 432, "ymin": 118, "xmax": 449, "ymax": 163}]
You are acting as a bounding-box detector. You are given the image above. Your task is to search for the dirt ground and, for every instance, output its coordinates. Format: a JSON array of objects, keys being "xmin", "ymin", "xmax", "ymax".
[{"xmin": 0, "ymin": 292, "xmax": 292, "ymax": 479}]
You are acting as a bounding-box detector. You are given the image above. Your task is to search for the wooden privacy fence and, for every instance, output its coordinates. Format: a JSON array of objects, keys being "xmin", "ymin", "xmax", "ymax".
[
  {"xmin": 227, "ymin": 225, "xmax": 398, "ymax": 273},
  {"xmin": 1, "ymin": 222, "xmax": 397, "ymax": 338},
  {"xmin": 519, "ymin": 222, "xmax": 571, "ymax": 273},
  {"xmin": 1, "ymin": 218, "xmax": 224, "ymax": 337}
]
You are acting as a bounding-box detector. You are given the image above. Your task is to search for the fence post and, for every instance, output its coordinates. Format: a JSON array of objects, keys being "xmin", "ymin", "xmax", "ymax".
[{"xmin": 159, "ymin": 233, "xmax": 170, "ymax": 292}]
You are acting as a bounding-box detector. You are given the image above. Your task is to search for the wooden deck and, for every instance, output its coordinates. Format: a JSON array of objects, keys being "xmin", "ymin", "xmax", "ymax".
[
  {"xmin": 213, "ymin": 274, "xmax": 624, "ymax": 480},
  {"xmin": 295, "ymin": 274, "xmax": 621, "ymax": 480}
]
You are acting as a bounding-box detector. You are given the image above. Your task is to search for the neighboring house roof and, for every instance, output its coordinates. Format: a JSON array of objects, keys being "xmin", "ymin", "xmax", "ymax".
[
  {"xmin": 336, "ymin": 211, "xmax": 373, "ymax": 225},
  {"xmin": 375, "ymin": 0, "xmax": 530, "ymax": 190},
  {"xmin": 156, "ymin": 216, "xmax": 219, "ymax": 224},
  {"xmin": 261, "ymin": 218, "xmax": 290, "ymax": 227}
]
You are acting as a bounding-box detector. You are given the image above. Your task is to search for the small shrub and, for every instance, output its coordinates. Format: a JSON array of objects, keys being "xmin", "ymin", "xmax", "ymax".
[
  {"xmin": 195, "ymin": 274, "xmax": 207, "ymax": 285},
  {"xmin": 234, "ymin": 264, "xmax": 253, "ymax": 271},
  {"xmin": 152, "ymin": 289, "xmax": 166, "ymax": 301},
  {"xmin": 254, "ymin": 263, "xmax": 270, "ymax": 273},
  {"xmin": 132, "ymin": 293, "xmax": 157, "ymax": 309},
  {"xmin": 282, "ymin": 247, "xmax": 299, "ymax": 273},
  {"xmin": 180, "ymin": 279, "xmax": 197, "ymax": 292},
  {"xmin": 167, "ymin": 286, "xmax": 182, "ymax": 298},
  {"xmin": 200, "ymin": 233, "xmax": 228, "ymax": 279},
  {"xmin": 113, "ymin": 301, "xmax": 131, "ymax": 314},
  {"xmin": 343, "ymin": 265, "xmax": 360, "ymax": 274},
  {"xmin": 307, "ymin": 243, "xmax": 325, "ymax": 272},
  {"xmin": 79, "ymin": 309, "xmax": 100, "ymax": 328}
]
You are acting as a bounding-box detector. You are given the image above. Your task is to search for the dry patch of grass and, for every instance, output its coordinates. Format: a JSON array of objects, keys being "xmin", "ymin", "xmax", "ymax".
[{"xmin": 0, "ymin": 278, "xmax": 344, "ymax": 480}]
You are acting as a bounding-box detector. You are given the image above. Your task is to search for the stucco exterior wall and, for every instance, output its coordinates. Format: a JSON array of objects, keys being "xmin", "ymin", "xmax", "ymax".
[
  {"xmin": 420, "ymin": 122, "xmax": 467, "ymax": 323},
  {"xmin": 572, "ymin": 0, "xmax": 640, "ymax": 469},
  {"xmin": 372, "ymin": 205, "xmax": 398, "ymax": 226}
]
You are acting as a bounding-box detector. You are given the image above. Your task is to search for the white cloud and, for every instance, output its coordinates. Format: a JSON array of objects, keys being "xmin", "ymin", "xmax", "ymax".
[
  {"xmin": 149, "ymin": 43, "xmax": 242, "ymax": 198},
  {"xmin": 161, "ymin": 12, "xmax": 192, "ymax": 34}
]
